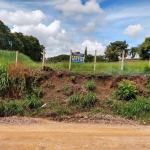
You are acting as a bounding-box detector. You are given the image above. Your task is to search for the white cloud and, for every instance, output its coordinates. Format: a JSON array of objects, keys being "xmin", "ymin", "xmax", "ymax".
[
  {"xmin": 0, "ymin": 10, "xmax": 45, "ymax": 25},
  {"xmin": 124, "ymin": 24, "xmax": 143, "ymax": 38},
  {"xmin": 81, "ymin": 40, "xmax": 105, "ymax": 55},
  {"xmin": 11, "ymin": 19, "xmax": 76, "ymax": 57},
  {"xmin": 79, "ymin": 22, "xmax": 96, "ymax": 33},
  {"xmin": 55, "ymin": 0, "xmax": 103, "ymax": 20},
  {"xmin": 106, "ymin": 5, "xmax": 150, "ymax": 21}
]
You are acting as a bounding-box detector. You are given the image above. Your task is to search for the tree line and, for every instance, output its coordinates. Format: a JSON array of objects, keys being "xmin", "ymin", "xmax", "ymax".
[
  {"xmin": 47, "ymin": 39, "xmax": 147, "ymax": 63},
  {"xmin": 48, "ymin": 38, "xmax": 150, "ymax": 63},
  {"xmin": 1, "ymin": 20, "xmax": 150, "ymax": 62},
  {"xmin": 0, "ymin": 20, "xmax": 44, "ymax": 61}
]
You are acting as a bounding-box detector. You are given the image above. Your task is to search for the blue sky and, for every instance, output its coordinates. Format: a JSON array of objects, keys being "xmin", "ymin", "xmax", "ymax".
[{"xmin": 0, "ymin": 0, "xmax": 150, "ymax": 57}]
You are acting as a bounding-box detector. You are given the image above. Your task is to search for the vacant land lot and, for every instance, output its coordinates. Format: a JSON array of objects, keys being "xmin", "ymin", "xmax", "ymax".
[{"xmin": 0, "ymin": 118, "xmax": 150, "ymax": 150}]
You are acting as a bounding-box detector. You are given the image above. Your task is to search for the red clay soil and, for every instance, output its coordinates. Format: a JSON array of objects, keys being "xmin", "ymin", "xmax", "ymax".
[
  {"xmin": 0, "ymin": 117, "xmax": 150, "ymax": 150},
  {"xmin": 36, "ymin": 69, "xmax": 149, "ymax": 102}
]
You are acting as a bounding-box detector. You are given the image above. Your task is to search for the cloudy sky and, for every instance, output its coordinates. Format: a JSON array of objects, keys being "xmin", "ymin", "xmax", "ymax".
[{"xmin": 0, "ymin": 0, "xmax": 150, "ymax": 57}]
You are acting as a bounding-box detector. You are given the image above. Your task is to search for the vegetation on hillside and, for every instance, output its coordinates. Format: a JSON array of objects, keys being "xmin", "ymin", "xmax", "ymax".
[
  {"xmin": 0, "ymin": 20, "xmax": 44, "ymax": 61},
  {"xmin": 1, "ymin": 19, "xmax": 150, "ymax": 125}
]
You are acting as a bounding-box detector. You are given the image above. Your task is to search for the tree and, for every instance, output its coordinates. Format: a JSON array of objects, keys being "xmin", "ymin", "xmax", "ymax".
[
  {"xmin": 10, "ymin": 32, "xmax": 24, "ymax": 52},
  {"xmin": 105, "ymin": 41, "xmax": 128, "ymax": 62},
  {"xmin": 85, "ymin": 54, "xmax": 94, "ymax": 62},
  {"xmin": 138, "ymin": 37, "xmax": 150, "ymax": 60},
  {"xmin": 0, "ymin": 20, "xmax": 11, "ymax": 50},
  {"xmin": 0, "ymin": 20, "xmax": 44, "ymax": 62},
  {"xmin": 47, "ymin": 54, "xmax": 69, "ymax": 63},
  {"xmin": 129, "ymin": 47, "xmax": 138, "ymax": 58},
  {"xmin": 84, "ymin": 47, "xmax": 88, "ymax": 62}
]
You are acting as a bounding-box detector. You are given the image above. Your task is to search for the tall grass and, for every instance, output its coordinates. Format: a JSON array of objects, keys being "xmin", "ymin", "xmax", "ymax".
[
  {"xmin": 106, "ymin": 97, "xmax": 150, "ymax": 123},
  {"xmin": 46, "ymin": 60, "xmax": 149, "ymax": 75},
  {"xmin": 0, "ymin": 50, "xmax": 149, "ymax": 75},
  {"xmin": 0, "ymin": 50, "xmax": 40, "ymax": 70}
]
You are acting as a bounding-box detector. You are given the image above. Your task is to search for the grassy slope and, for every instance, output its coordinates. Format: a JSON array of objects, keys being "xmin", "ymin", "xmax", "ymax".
[{"xmin": 0, "ymin": 50, "xmax": 40, "ymax": 70}]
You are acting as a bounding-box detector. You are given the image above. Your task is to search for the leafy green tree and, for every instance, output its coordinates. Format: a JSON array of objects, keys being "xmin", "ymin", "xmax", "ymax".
[
  {"xmin": 85, "ymin": 54, "xmax": 94, "ymax": 62},
  {"xmin": 10, "ymin": 32, "xmax": 24, "ymax": 52},
  {"xmin": 138, "ymin": 37, "xmax": 150, "ymax": 60},
  {"xmin": 47, "ymin": 54, "xmax": 69, "ymax": 63},
  {"xmin": 129, "ymin": 47, "xmax": 138, "ymax": 58},
  {"xmin": 96, "ymin": 55, "xmax": 106, "ymax": 62},
  {"xmin": 105, "ymin": 41, "xmax": 128, "ymax": 62},
  {"xmin": 0, "ymin": 20, "xmax": 11, "ymax": 50},
  {"xmin": 0, "ymin": 20, "xmax": 44, "ymax": 62}
]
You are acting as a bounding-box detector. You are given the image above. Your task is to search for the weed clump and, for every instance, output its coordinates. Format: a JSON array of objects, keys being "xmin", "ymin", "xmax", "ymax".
[
  {"xmin": 23, "ymin": 97, "xmax": 44, "ymax": 109},
  {"xmin": 114, "ymin": 80, "xmax": 137, "ymax": 101},
  {"xmin": 85, "ymin": 80, "xmax": 95, "ymax": 91},
  {"xmin": 0, "ymin": 100, "xmax": 5, "ymax": 116},
  {"xmin": 4, "ymin": 101, "xmax": 24, "ymax": 116},
  {"xmin": 68, "ymin": 92, "xmax": 97, "ymax": 109},
  {"xmin": 106, "ymin": 97, "xmax": 150, "ymax": 123}
]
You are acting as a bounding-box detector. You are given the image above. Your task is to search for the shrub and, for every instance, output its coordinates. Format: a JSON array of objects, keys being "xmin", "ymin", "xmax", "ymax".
[
  {"xmin": 50, "ymin": 106, "xmax": 69, "ymax": 117},
  {"xmin": 81, "ymin": 92, "xmax": 97, "ymax": 108},
  {"xmin": 68, "ymin": 94, "xmax": 81, "ymax": 105},
  {"xmin": 146, "ymin": 77, "xmax": 150, "ymax": 90},
  {"xmin": 85, "ymin": 80, "xmax": 95, "ymax": 91},
  {"xmin": 23, "ymin": 97, "xmax": 44, "ymax": 109},
  {"xmin": 33, "ymin": 87, "xmax": 44, "ymax": 98},
  {"xmin": 114, "ymin": 79, "xmax": 137, "ymax": 101},
  {"xmin": 0, "ymin": 100, "xmax": 4, "ymax": 116},
  {"xmin": 107, "ymin": 97, "xmax": 150, "ymax": 121},
  {"xmin": 4, "ymin": 101, "xmax": 24, "ymax": 116},
  {"xmin": 144, "ymin": 65, "xmax": 150, "ymax": 74}
]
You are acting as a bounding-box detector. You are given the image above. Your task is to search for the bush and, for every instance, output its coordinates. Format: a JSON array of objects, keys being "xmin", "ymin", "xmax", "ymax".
[
  {"xmin": 33, "ymin": 87, "xmax": 44, "ymax": 98},
  {"xmin": 85, "ymin": 80, "xmax": 95, "ymax": 91},
  {"xmin": 114, "ymin": 80, "xmax": 137, "ymax": 101},
  {"xmin": 144, "ymin": 65, "xmax": 150, "ymax": 74},
  {"xmin": 50, "ymin": 106, "xmax": 69, "ymax": 117},
  {"xmin": 4, "ymin": 101, "xmax": 24, "ymax": 116},
  {"xmin": 23, "ymin": 97, "xmax": 44, "ymax": 109},
  {"xmin": 0, "ymin": 100, "xmax": 4, "ymax": 116},
  {"xmin": 81, "ymin": 92, "xmax": 97, "ymax": 108},
  {"xmin": 68, "ymin": 94, "xmax": 81, "ymax": 105},
  {"xmin": 107, "ymin": 97, "xmax": 150, "ymax": 121}
]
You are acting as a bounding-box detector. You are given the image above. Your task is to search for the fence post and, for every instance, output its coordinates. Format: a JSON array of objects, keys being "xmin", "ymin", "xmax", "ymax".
[
  {"xmin": 15, "ymin": 51, "xmax": 18, "ymax": 69},
  {"xmin": 94, "ymin": 50, "xmax": 97, "ymax": 71},
  {"xmin": 121, "ymin": 50, "xmax": 125, "ymax": 71},
  {"xmin": 42, "ymin": 49, "xmax": 46, "ymax": 69},
  {"xmin": 69, "ymin": 50, "xmax": 72, "ymax": 70}
]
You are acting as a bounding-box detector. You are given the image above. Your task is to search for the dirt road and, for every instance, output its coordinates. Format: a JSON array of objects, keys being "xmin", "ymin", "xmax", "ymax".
[{"xmin": 0, "ymin": 119, "xmax": 150, "ymax": 150}]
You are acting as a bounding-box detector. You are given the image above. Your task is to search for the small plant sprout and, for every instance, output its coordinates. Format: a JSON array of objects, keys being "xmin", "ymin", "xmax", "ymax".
[{"xmin": 71, "ymin": 76, "xmax": 76, "ymax": 83}]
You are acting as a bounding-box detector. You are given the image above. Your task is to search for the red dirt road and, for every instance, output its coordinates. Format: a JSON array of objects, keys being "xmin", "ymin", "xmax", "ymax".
[{"xmin": 0, "ymin": 120, "xmax": 150, "ymax": 150}]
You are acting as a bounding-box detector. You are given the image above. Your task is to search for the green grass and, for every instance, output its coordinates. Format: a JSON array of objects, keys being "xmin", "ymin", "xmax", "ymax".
[
  {"xmin": 0, "ymin": 49, "xmax": 150, "ymax": 75},
  {"xmin": 0, "ymin": 50, "xmax": 41, "ymax": 70},
  {"xmin": 106, "ymin": 97, "xmax": 150, "ymax": 124},
  {"xmin": 45, "ymin": 60, "xmax": 149, "ymax": 75}
]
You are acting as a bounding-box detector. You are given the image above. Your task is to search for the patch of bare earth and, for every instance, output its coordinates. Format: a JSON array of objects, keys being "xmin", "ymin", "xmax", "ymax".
[{"xmin": 0, "ymin": 117, "xmax": 150, "ymax": 150}]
